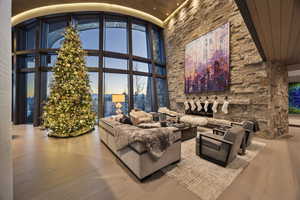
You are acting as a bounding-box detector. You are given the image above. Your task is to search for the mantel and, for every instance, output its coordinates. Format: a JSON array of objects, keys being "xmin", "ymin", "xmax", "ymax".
[{"xmin": 175, "ymin": 99, "xmax": 252, "ymax": 105}]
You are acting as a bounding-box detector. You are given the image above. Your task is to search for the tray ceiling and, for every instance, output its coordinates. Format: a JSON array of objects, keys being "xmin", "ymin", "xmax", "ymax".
[{"xmin": 12, "ymin": 0, "xmax": 186, "ymax": 21}]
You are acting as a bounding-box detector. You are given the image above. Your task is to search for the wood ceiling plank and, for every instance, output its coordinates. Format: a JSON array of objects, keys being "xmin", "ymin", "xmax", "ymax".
[
  {"xmin": 12, "ymin": 0, "xmax": 187, "ymax": 21},
  {"xmin": 252, "ymin": 0, "xmax": 274, "ymax": 61},
  {"xmin": 246, "ymin": 0, "xmax": 272, "ymax": 60},
  {"xmin": 290, "ymin": 1, "xmax": 300, "ymax": 64},
  {"xmin": 287, "ymin": 0, "xmax": 300, "ymax": 65},
  {"xmin": 280, "ymin": 0, "xmax": 294, "ymax": 64},
  {"xmin": 268, "ymin": 0, "xmax": 281, "ymax": 62}
]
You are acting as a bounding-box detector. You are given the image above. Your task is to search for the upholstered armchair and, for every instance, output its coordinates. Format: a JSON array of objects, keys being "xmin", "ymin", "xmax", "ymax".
[
  {"xmin": 231, "ymin": 120, "xmax": 258, "ymax": 152},
  {"xmin": 196, "ymin": 126, "xmax": 245, "ymax": 167},
  {"xmin": 214, "ymin": 120, "xmax": 258, "ymax": 155}
]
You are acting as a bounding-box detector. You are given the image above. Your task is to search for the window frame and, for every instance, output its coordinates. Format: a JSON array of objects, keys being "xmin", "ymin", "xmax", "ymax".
[{"xmin": 12, "ymin": 12, "xmax": 168, "ymax": 126}]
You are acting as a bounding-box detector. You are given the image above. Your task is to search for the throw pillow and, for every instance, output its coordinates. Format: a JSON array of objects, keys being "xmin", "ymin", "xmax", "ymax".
[
  {"xmin": 130, "ymin": 109, "xmax": 153, "ymax": 126},
  {"xmin": 119, "ymin": 115, "xmax": 132, "ymax": 125}
]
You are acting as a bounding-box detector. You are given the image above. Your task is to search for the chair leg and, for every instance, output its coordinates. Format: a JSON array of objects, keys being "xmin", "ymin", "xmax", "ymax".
[{"xmin": 239, "ymin": 136, "xmax": 246, "ymax": 156}]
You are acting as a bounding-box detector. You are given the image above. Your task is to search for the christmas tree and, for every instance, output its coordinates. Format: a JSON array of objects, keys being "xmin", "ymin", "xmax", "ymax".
[{"xmin": 42, "ymin": 26, "xmax": 96, "ymax": 137}]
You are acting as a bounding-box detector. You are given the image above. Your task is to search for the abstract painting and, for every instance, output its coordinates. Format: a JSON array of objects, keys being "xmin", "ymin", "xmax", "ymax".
[
  {"xmin": 185, "ymin": 23, "xmax": 230, "ymax": 93},
  {"xmin": 289, "ymin": 83, "xmax": 300, "ymax": 114}
]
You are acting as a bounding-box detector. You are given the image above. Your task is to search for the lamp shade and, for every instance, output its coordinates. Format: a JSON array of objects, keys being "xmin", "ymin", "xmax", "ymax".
[{"xmin": 112, "ymin": 94, "xmax": 125, "ymax": 103}]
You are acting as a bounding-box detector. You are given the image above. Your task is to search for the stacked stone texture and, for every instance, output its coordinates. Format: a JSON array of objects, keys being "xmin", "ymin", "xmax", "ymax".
[{"xmin": 164, "ymin": 0, "xmax": 288, "ymax": 137}]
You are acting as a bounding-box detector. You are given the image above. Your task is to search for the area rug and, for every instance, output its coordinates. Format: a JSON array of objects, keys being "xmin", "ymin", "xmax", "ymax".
[{"xmin": 161, "ymin": 139, "xmax": 266, "ymax": 200}]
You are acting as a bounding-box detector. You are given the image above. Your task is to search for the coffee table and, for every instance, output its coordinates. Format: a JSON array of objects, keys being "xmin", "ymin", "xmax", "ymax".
[{"xmin": 167, "ymin": 122, "xmax": 197, "ymax": 141}]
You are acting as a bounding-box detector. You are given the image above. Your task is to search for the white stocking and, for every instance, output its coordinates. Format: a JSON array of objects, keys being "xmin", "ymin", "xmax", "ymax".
[
  {"xmin": 222, "ymin": 100, "xmax": 229, "ymax": 114},
  {"xmin": 190, "ymin": 99, "xmax": 196, "ymax": 111},
  {"xmin": 204, "ymin": 100, "xmax": 209, "ymax": 112},
  {"xmin": 212, "ymin": 100, "xmax": 219, "ymax": 113},
  {"xmin": 184, "ymin": 101, "xmax": 190, "ymax": 111},
  {"xmin": 196, "ymin": 100, "xmax": 202, "ymax": 111}
]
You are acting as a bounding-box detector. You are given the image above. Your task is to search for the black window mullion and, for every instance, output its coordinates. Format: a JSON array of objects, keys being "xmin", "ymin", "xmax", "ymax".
[
  {"xmin": 160, "ymin": 28, "xmax": 169, "ymax": 107},
  {"xmin": 87, "ymin": 67, "xmax": 100, "ymax": 72},
  {"xmin": 128, "ymin": 17, "xmax": 134, "ymax": 112},
  {"xmin": 132, "ymin": 55, "xmax": 151, "ymax": 63},
  {"xmin": 33, "ymin": 19, "xmax": 42, "ymax": 126},
  {"xmin": 12, "ymin": 29, "xmax": 23, "ymax": 124},
  {"xmin": 103, "ymin": 68, "xmax": 129, "ymax": 74},
  {"xmin": 19, "ymin": 68, "xmax": 36, "ymax": 73},
  {"xmin": 103, "ymin": 51, "xmax": 129, "ymax": 59},
  {"xmin": 148, "ymin": 23, "xmax": 158, "ymax": 112},
  {"xmin": 132, "ymin": 71, "xmax": 152, "ymax": 76},
  {"xmin": 15, "ymin": 49, "xmax": 38, "ymax": 55},
  {"xmin": 99, "ymin": 14, "xmax": 104, "ymax": 118}
]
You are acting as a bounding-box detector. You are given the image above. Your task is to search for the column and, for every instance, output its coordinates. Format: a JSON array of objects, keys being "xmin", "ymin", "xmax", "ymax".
[{"xmin": 0, "ymin": 0, "xmax": 13, "ymax": 199}]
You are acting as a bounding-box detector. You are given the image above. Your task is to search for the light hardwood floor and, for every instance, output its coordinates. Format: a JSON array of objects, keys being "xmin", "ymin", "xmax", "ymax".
[
  {"xmin": 289, "ymin": 114, "xmax": 300, "ymax": 127},
  {"xmin": 12, "ymin": 125, "xmax": 300, "ymax": 200}
]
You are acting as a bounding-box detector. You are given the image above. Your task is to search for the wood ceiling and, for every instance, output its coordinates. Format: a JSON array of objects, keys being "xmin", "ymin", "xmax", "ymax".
[
  {"xmin": 12, "ymin": 0, "xmax": 186, "ymax": 21},
  {"xmin": 238, "ymin": 0, "xmax": 300, "ymax": 66},
  {"xmin": 13, "ymin": 0, "xmax": 300, "ymax": 66}
]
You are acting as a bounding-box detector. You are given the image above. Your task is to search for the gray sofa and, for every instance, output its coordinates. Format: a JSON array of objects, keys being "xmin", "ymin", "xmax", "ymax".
[{"xmin": 99, "ymin": 118, "xmax": 181, "ymax": 180}]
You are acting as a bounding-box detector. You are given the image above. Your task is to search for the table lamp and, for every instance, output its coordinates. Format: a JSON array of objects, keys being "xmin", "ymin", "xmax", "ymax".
[{"xmin": 112, "ymin": 94, "xmax": 125, "ymax": 114}]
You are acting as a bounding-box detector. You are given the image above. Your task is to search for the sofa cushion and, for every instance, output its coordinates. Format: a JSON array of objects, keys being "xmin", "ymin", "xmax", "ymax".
[
  {"xmin": 130, "ymin": 109, "xmax": 153, "ymax": 125},
  {"xmin": 207, "ymin": 118, "xmax": 232, "ymax": 127},
  {"xmin": 180, "ymin": 115, "xmax": 208, "ymax": 126},
  {"xmin": 137, "ymin": 122, "xmax": 161, "ymax": 129},
  {"xmin": 158, "ymin": 107, "xmax": 181, "ymax": 117}
]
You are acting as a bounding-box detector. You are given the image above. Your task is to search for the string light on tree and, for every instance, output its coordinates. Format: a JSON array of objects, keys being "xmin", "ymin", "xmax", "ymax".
[{"xmin": 42, "ymin": 26, "xmax": 96, "ymax": 137}]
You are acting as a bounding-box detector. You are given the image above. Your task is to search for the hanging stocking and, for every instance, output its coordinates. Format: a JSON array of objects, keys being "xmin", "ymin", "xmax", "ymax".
[
  {"xmin": 204, "ymin": 100, "xmax": 209, "ymax": 112},
  {"xmin": 222, "ymin": 100, "xmax": 229, "ymax": 114},
  {"xmin": 184, "ymin": 100, "xmax": 190, "ymax": 111},
  {"xmin": 212, "ymin": 100, "xmax": 219, "ymax": 113},
  {"xmin": 196, "ymin": 100, "xmax": 202, "ymax": 111},
  {"xmin": 190, "ymin": 99, "xmax": 196, "ymax": 111}
]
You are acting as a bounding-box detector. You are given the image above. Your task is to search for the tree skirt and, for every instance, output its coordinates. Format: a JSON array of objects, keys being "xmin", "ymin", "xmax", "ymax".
[{"xmin": 161, "ymin": 139, "xmax": 266, "ymax": 200}]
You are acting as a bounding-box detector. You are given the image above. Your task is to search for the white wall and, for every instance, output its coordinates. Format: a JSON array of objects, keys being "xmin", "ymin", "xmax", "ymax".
[{"xmin": 0, "ymin": 0, "xmax": 12, "ymax": 199}]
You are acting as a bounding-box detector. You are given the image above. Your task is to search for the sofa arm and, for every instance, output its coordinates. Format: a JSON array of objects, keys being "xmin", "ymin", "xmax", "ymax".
[
  {"xmin": 199, "ymin": 133, "xmax": 233, "ymax": 145},
  {"xmin": 198, "ymin": 133, "xmax": 233, "ymax": 167},
  {"xmin": 231, "ymin": 122, "xmax": 243, "ymax": 127}
]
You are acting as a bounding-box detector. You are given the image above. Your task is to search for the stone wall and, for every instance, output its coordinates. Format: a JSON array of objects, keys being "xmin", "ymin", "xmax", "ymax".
[
  {"xmin": 267, "ymin": 62, "xmax": 289, "ymax": 137},
  {"xmin": 164, "ymin": 0, "xmax": 288, "ymax": 137},
  {"xmin": 0, "ymin": 0, "xmax": 13, "ymax": 199}
]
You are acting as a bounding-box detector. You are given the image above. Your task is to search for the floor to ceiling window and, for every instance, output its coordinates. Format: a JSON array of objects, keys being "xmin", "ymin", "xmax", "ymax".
[
  {"xmin": 12, "ymin": 12, "xmax": 168, "ymax": 125},
  {"xmin": 25, "ymin": 73, "xmax": 35, "ymax": 123}
]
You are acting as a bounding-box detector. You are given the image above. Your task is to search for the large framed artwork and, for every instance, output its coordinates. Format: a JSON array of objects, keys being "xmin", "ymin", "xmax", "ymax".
[
  {"xmin": 185, "ymin": 23, "xmax": 230, "ymax": 93},
  {"xmin": 289, "ymin": 83, "xmax": 300, "ymax": 114}
]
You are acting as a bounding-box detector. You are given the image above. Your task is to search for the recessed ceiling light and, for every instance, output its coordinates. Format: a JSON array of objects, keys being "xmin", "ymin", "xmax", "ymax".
[
  {"xmin": 177, "ymin": 3, "xmax": 180, "ymax": 6},
  {"xmin": 153, "ymin": 7, "xmax": 156, "ymax": 10}
]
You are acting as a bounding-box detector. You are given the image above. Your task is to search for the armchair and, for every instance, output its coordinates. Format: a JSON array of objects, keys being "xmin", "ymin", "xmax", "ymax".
[
  {"xmin": 231, "ymin": 121, "xmax": 258, "ymax": 147},
  {"xmin": 213, "ymin": 120, "xmax": 258, "ymax": 155},
  {"xmin": 196, "ymin": 126, "xmax": 245, "ymax": 167}
]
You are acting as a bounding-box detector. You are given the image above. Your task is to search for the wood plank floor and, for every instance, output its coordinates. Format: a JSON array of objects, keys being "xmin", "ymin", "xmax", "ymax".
[
  {"xmin": 289, "ymin": 114, "xmax": 300, "ymax": 127},
  {"xmin": 12, "ymin": 125, "xmax": 300, "ymax": 200}
]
